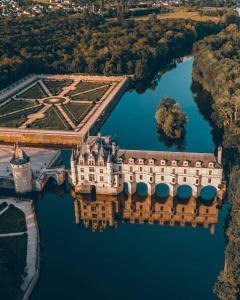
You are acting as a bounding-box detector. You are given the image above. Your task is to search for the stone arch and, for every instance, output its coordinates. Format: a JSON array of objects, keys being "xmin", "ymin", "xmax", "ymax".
[
  {"xmin": 176, "ymin": 184, "xmax": 192, "ymax": 200},
  {"xmin": 123, "ymin": 182, "xmax": 130, "ymax": 194},
  {"xmin": 155, "ymin": 183, "xmax": 170, "ymax": 199},
  {"xmin": 90, "ymin": 185, "xmax": 96, "ymax": 199},
  {"xmin": 45, "ymin": 175, "xmax": 59, "ymax": 186},
  {"xmin": 199, "ymin": 185, "xmax": 217, "ymax": 201},
  {"xmin": 136, "ymin": 182, "xmax": 148, "ymax": 197}
]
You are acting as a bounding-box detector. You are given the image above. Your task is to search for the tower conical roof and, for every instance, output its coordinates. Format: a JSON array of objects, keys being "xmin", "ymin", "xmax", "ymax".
[{"xmin": 10, "ymin": 144, "xmax": 30, "ymax": 165}]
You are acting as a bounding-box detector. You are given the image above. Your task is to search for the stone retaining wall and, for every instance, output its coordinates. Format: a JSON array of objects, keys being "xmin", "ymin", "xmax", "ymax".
[{"xmin": 0, "ymin": 74, "xmax": 129, "ymax": 146}]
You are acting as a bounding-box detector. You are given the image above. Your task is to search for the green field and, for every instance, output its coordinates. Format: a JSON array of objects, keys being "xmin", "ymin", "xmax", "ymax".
[
  {"xmin": 0, "ymin": 204, "xmax": 27, "ymax": 234},
  {"xmin": 64, "ymin": 102, "xmax": 92, "ymax": 122},
  {"xmin": 29, "ymin": 106, "xmax": 71, "ymax": 130},
  {"xmin": 17, "ymin": 83, "xmax": 47, "ymax": 99},
  {"xmin": 43, "ymin": 79, "xmax": 73, "ymax": 96},
  {"xmin": 0, "ymin": 106, "xmax": 43, "ymax": 127},
  {"xmin": 66, "ymin": 81, "xmax": 109, "ymax": 97},
  {"xmin": 0, "ymin": 100, "xmax": 39, "ymax": 115},
  {"xmin": 71, "ymin": 86, "xmax": 109, "ymax": 102},
  {"xmin": 0, "ymin": 202, "xmax": 7, "ymax": 211},
  {"xmin": 0, "ymin": 234, "xmax": 27, "ymax": 300}
]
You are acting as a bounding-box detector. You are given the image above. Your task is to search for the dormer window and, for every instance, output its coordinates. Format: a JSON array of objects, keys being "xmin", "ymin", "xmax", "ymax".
[
  {"xmin": 79, "ymin": 160, "xmax": 84, "ymax": 165},
  {"xmin": 160, "ymin": 160, "xmax": 166, "ymax": 165},
  {"xmin": 138, "ymin": 159, "xmax": 144, "ymax": 165},
  {"xmin": 129, "ymin": 158, "xmax": 134, "ymax": 164},
  {"xmin": 149, "ymin": 159, "xmax": 154, "ymax": 165},
  {"xmin": 99, "ymin": 160, "xmax": 104, "ymax": 166},
  {"xmin": 117, "ymin": 158, "xmax": 123, "ymax": 163},
  {"xmin": 88, "ymin": 160, "xmax": 95, "ymax": 166},
  {"xmin": 208, "ymin": 162, "xmax": 214, "ymax": 168},
  {"xmin": 172, "ymin": 160, "xmax": 177, "ymax": 166},
  {"xmin": 183, "ymin": 161, "xmax": 189, "ymax": 167},
  {"xmin": 195, "ymin": 161, "xmax": 201, "ymax": 167}
]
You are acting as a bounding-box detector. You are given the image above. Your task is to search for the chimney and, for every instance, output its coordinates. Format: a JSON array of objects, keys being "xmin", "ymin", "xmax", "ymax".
[{"xmin": 217, "ymin": 146, "xmax": 222, "ymax": 164}]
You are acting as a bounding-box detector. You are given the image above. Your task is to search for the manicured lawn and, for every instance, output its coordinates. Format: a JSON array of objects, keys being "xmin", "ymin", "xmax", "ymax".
[
  {"xmin": 0, "ymin": 202, "xmax": 7, "ymax": 211},
  {"xmin": 71, "ymin": 86, "xmax": 109, "ymax": 102},
  {"xmin": 64, "ymin": 102, "xmax": 92, "ymax": 122},
  {"xmin": 0, "ymin": 234, "xmax": 27, "ymax": 300},
  {"xmin": 29, "ymin": 106, "xmax": 71, "ymax": 130},
  {"xmin": 66, "ymin": 81, "xmax": 109, "ymax": 96},
  {"xmin": 17, "ymin": 83, "xmax": 47, "ymax": 99},
  {"xmin": 0, "ymin": 99, "xmax": 38, "ymax": 115},
  {"xmin": 0, "ymin": 105, "xmax": 43, "ymax": 127},
  {"xmin": 42, "ymin": 79, "xmax": 73, "ymax": 96},
  {"xmin": 0, "ymin": 204, "xmax": 27, "ymax": 234}
]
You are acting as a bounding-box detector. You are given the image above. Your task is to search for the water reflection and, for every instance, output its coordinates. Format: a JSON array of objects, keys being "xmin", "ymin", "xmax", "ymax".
[
  {"xmin": 71, "ymin": 190, "xmax": 219, "ymax": 234},
  {"xmin": 156, "ymin": 127, "xmax": 186, "ymax": 150}
]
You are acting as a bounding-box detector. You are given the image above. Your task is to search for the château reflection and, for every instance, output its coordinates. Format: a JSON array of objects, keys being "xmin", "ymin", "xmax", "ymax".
[{"xmin": 71, "ymin": 189, "xmax": 220, "ymax": 234}]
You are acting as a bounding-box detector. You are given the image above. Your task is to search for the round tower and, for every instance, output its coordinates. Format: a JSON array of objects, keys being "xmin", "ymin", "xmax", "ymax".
[{"xmin": 10, "ymin": 144, "xmax": 32, "ymax": 193}]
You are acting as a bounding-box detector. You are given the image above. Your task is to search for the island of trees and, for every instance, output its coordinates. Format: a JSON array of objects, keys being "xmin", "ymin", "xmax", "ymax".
[
  {"xmin": 192, "ymin": 24, "xmax": 240, "ymax": 300},
  {"xmin": 155, "ymin": 97, "xmax": 187, "ymax": 140}
]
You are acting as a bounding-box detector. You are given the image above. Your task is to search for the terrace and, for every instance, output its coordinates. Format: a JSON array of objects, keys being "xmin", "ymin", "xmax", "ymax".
[{"xmin": 0, "ymin": 74, "xmax": 129, "ymax": 146}]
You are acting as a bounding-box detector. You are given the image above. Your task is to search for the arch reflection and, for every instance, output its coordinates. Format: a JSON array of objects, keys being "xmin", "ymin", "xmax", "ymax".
[{"xmin": 71, "ymin": 190, "xmax": 219, "ymax": 234}]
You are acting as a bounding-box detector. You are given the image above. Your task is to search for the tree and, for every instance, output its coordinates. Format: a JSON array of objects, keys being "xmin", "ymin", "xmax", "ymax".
[{"xmin": 155, "ymin": 97, "xmax": 188, "ymax": 139}]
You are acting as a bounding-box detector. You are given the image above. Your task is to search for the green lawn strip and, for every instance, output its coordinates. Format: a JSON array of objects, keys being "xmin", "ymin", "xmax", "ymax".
[
  {"xmin": 42, "ymin": 79, "xmax": 73, "ymax": 96},
  {"xmin": 64, "ymin": 102, "xmax": 92, "ymax": 122},
  {"xmin": 0, "ymin": 99, "xmax": 38, "ymax": 115},
  {"xmin": 0, "ymin": 202, "xmax": 8, "ymax": 211},
  {"xmin": 29, "ymin": 106, "xmax": 71, "ymax": 130},
  {"xmin": 66, "ymin": 81, "xmax": 110, "ymax": 96},
  {"xmin": 70, "ymin": 86, "xmax": 109, "ymax": 102},
  {"xmin": 0, "ymin": 234, "xmax": 27, "ymax": 300},
  {"xmin": 17, "ymin": 83, "xmax": 47, "ymax": 99},
  {"xmin": 0, "ymin": 105, "xmax": 43, "ymax": 128},
  {"xmin": 0, "ymin": 204, "xmax": 27, "ymax": 234}
]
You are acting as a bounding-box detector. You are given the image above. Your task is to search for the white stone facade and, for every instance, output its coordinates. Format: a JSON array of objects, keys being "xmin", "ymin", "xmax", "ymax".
[{"xmin": 69, "ymin": 135, "xmax": 224, "ymax": 199}]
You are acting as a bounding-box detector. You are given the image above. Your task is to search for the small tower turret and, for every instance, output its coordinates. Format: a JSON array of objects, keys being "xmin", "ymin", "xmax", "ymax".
[
  {"xmin": 70, "ymin": 150, "xmax": 77, "ymax": 186},
  {"xmin": 10, "ymin": 144, "xmax": 32, "ymax": 193},
  {"xmin": 217, "ymin": 146, "xmax": 222, "ymax": 165}
]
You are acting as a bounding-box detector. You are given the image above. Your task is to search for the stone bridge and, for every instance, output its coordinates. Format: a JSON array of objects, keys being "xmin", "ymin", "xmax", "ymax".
[
  {"xmin": 70, "ymin": 136, "xmax": 225, "ymax": 201},
  {"xmin": 35, "ymin": 168, "xmax": 65, "ymax": 191}
]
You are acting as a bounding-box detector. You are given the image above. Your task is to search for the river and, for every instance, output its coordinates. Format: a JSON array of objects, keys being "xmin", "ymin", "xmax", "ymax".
[{"xmin": 31, "ymin": 58, "xmax": 226, "ymax": 300}]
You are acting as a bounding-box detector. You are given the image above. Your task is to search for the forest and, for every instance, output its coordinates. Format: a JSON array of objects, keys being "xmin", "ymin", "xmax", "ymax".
[
  {"xmin": 0, "ymin": 12, "xmax": 224, "ymax": 89},
  {"xmin": 192, "ymin": 25, "xmax": 240, "ymax": 300}
]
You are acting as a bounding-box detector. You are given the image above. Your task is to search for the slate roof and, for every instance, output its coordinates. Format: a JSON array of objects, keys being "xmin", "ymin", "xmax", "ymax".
[{"xmin": 117, "ymin": 149, "xmax": 220, "ymax": 168}]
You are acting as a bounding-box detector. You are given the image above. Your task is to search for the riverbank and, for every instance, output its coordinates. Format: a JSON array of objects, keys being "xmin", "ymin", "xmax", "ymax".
[
  {"xmin": 0, "ymin": 198, "xmax": 39, "ymax": 300},
  {"xmin": 192, "ymin": 25, "xmax": 240, "ymax": 299}
]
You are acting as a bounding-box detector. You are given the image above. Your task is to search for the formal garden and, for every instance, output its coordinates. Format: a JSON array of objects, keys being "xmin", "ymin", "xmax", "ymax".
[{"xmin": 0, "ymin": 75, "xmax": 116, "ymax": 131}]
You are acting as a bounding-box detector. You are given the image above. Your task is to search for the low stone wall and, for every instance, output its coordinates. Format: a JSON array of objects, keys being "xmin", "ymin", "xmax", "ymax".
[
  {"xmin": 0, "ymin": 74, "xmax": 129, "ymax": 146},
  {"xmin": 0, "ymin": 128, "xmax": 83, "ymax": 146},
  {"xmin": 21, "ymin": 200, "xmax": 40, "ymax": 300}
]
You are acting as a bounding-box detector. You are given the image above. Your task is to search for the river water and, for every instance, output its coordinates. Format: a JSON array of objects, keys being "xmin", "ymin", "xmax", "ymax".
[{"xmin": 31, "ymin": 58, "xmax": 226, "ymax": 300}]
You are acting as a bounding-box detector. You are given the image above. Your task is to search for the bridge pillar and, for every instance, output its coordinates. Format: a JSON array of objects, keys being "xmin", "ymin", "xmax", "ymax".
[
  {"xmin": 148, "ymin": 183, "xmax": 155, "ymax": 195},
  {"xmin": 74, "ymin": 200, "xmax": 80, "ymax": 224},
  {"xmin": 128, "ymin": 182, "xmax": 136, "ymax": 195},
  {"xmin": 169, "ymin": 185, "xmax": 175, "ymax": 197},
  {"xmin": 192, "ymin": 185, "xmax": 199, "ymax": 198}
]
